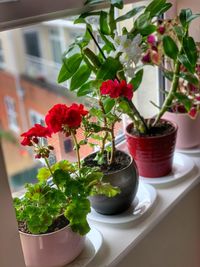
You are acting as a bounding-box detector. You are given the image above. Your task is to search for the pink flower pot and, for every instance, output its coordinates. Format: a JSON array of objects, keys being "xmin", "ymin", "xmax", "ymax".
[
  {"xmin": 163, "ymin": 112, "xmax": 200, "ymax": 149},
  {"xmin": 19, "ymin": 225, "xmax": 85, "ymax": 267},
  {"xmin": 125, "ymin": 120, "xmax": 177, "ymax": 178}
]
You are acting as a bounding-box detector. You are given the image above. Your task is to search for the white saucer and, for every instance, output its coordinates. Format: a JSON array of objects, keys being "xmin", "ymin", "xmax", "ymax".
[
  {"xmin": 140, "ymin": 153, "xmax": 195, "ymax": 185},
  {"xmin": 87, "ymin": 182, "xmax": 157, "ymax": 224},
  {"xmin": 176, "ymin": 145, "xmax": 200, "ymax": 154},
  {"xmin": 66, "ymin": 228, "xmax": 103, "ymax": 267}
]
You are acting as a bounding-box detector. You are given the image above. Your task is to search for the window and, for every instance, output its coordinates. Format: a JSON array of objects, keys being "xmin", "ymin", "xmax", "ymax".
[
  {"xmin": 49, "ymin": 27, "xmax": 62, "ymax": 63},
  {"xmin": 23, "ymin": 30, "xmax": 41, "ymax": 57},
  {"xmin": 0, "ymin": 2, "xmax": 165, "ymax": 266},
  {"xmin": 4, "ymin": 96, "xmax": 19, "ymax": 133}
]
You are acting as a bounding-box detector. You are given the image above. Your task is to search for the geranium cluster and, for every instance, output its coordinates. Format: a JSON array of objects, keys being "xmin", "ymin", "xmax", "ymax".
[
  {"xmin": 100, "ymin": 79, "xmax": 133, "ymax": 100},
  {"xmin": 21, "ymin": 103, "xmax": 88, "ymax": 158}
]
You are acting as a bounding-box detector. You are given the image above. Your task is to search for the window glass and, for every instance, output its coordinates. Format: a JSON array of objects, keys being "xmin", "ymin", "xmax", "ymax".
[{"xmin": 0, "ymin": 1, "xmax": 159, "ymax": 195}]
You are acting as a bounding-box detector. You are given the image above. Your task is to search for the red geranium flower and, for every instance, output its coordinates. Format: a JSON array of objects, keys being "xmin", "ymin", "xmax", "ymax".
[
  {"xmin": 21, "ymin": 124, "xmax": 51, "ymax": 146},
  {"xmin": 45, "ymin": 103, "xmax": 88, "ymax": 134},
  {"xmin": 100, "ymin": 80, "xmax": 133, "ymax": 100}
]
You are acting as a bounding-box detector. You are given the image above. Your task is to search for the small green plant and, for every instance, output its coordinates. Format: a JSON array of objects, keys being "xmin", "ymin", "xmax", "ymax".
[{"xmin": 14, "ymin": 103, "xmax": 119, "ymax": 235}]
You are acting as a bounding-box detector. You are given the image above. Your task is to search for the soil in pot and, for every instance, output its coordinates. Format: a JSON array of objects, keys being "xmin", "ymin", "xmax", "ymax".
[
  {"xmin": 125, "ymin": 119, "xmax": 177, "ymax": 178},
  {"xmin": 18, "ymin": 215, "xmax": 69, "ymax": 235},
  {"xmin": 84, "ymin": 150, "xmax": 139, "ymax": 215}
]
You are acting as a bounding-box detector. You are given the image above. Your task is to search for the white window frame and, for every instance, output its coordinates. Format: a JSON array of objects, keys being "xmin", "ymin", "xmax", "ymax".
[
  {"xmin": 0, "ymin": 1, "xmax": 178, "ymax": 267},
  {"xmin": 4, "ymin": 95, "xmax": 19, "ymax": 133},
  {"xmin": 29, "ymin": 109, "xmax": 45, "ymax": 126}
]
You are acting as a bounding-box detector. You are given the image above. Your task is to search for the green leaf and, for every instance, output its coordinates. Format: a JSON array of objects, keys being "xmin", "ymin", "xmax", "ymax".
[
  {"xmin": 91, "ymin": 182, "xmax": 120, "ymax": 197},
  {"xmin": 187, "ymin": 14, "xmax": 200, "ymax": 23},
  {"xmin": 98, "ymin": 30, "xmax": 115, "ymax": 51},
  {"xmin": 53, "ymin": 169, "xmax": 70, "ymax": 188},
  {"xmin": 183, "ymin": 36, "xmax": 198, "ymax": 67},
  {"xmin": 70, "ymin": 65, "xmax": 91, "ymax": 91},
  {"xmin": 103, "ymin": 98, "xmax": 115, "ymax": 113},
  {"xmin": 139, "ymin": 24, "xmax": 157, "ymax": 36},
  {"xmin": 178, "ymin": 54, "xmax": 195, "ymax": 73},
  {"xmin": 156, "ymin": 3, "xmax": 172, "ymax": 16},
  {"xmin": 130, "ymin": 69, "xmax": 143, "ymax": 91},
  {"xmin": 118, "ymin": 99, "xmax": 133, "ymax": 114},
  {"xmin": 116, "ymin": 6, "xmax": 145, "ymax": 22},
  {"xmin": 163, "ymin": 36, "xmax": 179, "ymax": 60},
  {"xmin": 97, "ymin": 57, "xmax": 122, "ymax": 80},
  {"xmin": 100, "ymin": 11, "xmax": 110, "ymax": 35},
  {"xmin": 145, "ymin": 0, "xmax": 167, "ymax": 17},
  {"xmin": 135, "ymin": 12, "xmax": 151, "ymax": 30},
  {"xmin": 57, "ymin": 54, "xmax": 82, "ymax": 83},
  {"xmin": 174, "ymin": 92, "xmax": 192, "ymax": 112},
  {"xmin": 179, "ymin": 9, "xmax": 192, "ymax": 28},
  {"xmin": 174, "ymin": 26, "xmax": 184, "ymax": 40},
  {"xmin": 111, "ymin": 0, "xmax": 123, "ymax": 9},
  {"xmin": 163, "ymin": 70, "xmax": 173, "ymax": 81},
  {"xmin": 179, "ymin": 72, "xmax": 199, "ymax": 85},
  {"xmin": 77, "ymin": 81, "xmax": 94, "ymax": 96},
  {"xmin": 84, "ymin": 0, "xmax": 104, "ymax": 5},
  {"xmin": 37, "ymin": 167, "xmax": 51, "ymax": 182}
]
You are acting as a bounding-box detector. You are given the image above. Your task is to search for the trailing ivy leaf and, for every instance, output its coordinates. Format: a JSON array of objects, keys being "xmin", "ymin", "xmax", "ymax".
[
  {"xmin": 145, "ymin": 0, "xmax": 167, "ymax": 17},
  {"xmin": 174, "ymin": 92, "xmax": 192, "ymax": 111},
  {"xmin": 97, "ymin": 57, "xmax": 122, "ymax": 80},
  {"xmin": 183, "ymin": 36, "xmax": 197, "ymax": 67},
  {"xmin": 178, "ymin": 54, "xmax": 195, "ymax": 73},
  {"xmin": 103, "ymin": 98, "xmax": 115, "ymax": 113},
  {"xmin": 130, "ymin": 69, "xmax": 143, "ymax": 91},
  {"xmin": 163, "ymin": 36, "xmax": 179, "ymax": 60},
  {"xmin": 57, "ymin": 54, "xmax": 82, "ymax": 83},
  {"xmin": 116, "ymin": 6, "xmax": 145, "ymax": 22},
  {"xmin": 70, "ymin": 65, "xmax": 91, "ymax": 91},
  {"xmin": 111, "ymin": 0, "xmax": 123, "ymax": 9},
  {"xmin": 100, "ymin": 11, "xmax": 110, "ymax": 35}
]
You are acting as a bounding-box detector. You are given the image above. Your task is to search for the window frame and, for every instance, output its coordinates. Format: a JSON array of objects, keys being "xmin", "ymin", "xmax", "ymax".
[
  {"xmin": 4, "ymin": 95, "xmax": 19, "ymax": 133},
  {"xmin": 0, "ymin": 1, "xmax": 178, "ymax": 267}
]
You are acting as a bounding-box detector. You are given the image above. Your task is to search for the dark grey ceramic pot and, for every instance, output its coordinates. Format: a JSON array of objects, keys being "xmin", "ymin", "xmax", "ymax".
[{"xmin": 85, "ymin": 150, "xmax": 139, "ymax": 215}]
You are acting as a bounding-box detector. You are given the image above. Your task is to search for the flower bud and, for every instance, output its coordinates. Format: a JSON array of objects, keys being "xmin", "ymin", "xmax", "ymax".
[
  {"xmin": 142, "ymin": 52, "xmax": 151, "ymax": 63},
  {"xmin": 32, "ymin": 137, "xmax": 39, "ymax": 144},
  {"xmin": 35, "ymin": 154, "xmax": 41, "ymax": 159},
  {"xmin": 157, "ymin": 26, "xmax": 165, "ymax": 35},
  {"xmin": 48, "ymin": 145, "xmax": 54, "ymax": 150},
  {"xmin": 147, "ymin": 35, "xmax": 156, "ymax": 45}
]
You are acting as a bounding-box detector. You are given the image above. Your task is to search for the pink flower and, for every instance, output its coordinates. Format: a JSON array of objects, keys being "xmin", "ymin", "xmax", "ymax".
[
  {"xmin": 157, "ymin": 26, "xmax": 165, "ymax": 35},
  {"xmin": 188, "ymin": 107, "xmax": 198, "ymax": 118},
  {"xmin": 147, "ymin": 35, "xmax": 156, "ymax": 45}
]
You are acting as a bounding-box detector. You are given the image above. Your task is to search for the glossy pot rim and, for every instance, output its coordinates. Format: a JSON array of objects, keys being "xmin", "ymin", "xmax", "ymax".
[
  {"xmin": 84, "ymin": 149, "xmax": 136, "ymax": 175},
  {"xmin": 19, "ymin": 223, "xmax": 72, "ymax": 238},
  {"xmin": 125, "ymin": 119, "xmax": 178, "ymax": 140},
  {"xmin": 165, "ymin": 111, "xmax": 200, "ymax": 118}
]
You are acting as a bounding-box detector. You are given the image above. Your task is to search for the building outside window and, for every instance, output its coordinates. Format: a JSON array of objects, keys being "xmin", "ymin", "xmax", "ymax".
[
  {"xmin": 4, "ymin": 96, "xmax": 19, "ymax": 133},
  {"xmin": 0, "ymin": 39, "xmax": 5, "ymax": 69},
  {"xmin": 49, "ymin": 27, "xmax": 62, "ymax": 64}
]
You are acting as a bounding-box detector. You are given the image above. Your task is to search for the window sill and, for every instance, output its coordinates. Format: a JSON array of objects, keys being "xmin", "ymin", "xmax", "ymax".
[{"xmin": 86, "ymin": 151, "xmax": 200, "ymax": 267}]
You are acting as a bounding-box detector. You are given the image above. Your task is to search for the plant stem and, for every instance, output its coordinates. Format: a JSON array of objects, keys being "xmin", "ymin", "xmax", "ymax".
[
  {"xmin": 99, "ymin": 99, "xmax": 109, "ymax": 154},
  {"xmin": 87, "ymin": 27, "xmax": 106, "ymax": 60},
  {"xmin": 71, "ymin": 131, "xmax": 81, "ymax": 171},
  {"xmin": 109, "ymin": 123, "xmax": 115, "ymax": 165},
  {"xmin": 153, "ymin": 60, "xmax": 181, "ymax": 126},
  {"xmin": 44, "ymin": 157, "xmax": 54, "ymax": 177}
]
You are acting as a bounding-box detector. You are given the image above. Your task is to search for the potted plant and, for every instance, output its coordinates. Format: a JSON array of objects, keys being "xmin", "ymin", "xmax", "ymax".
[
  {"xmin": 163, "ymin": 63, "xmax": 200, "ymax": 149},
  {"xmin": 14, "ymin": 103, "xmax": 119, "ymax": 267},
  {"xmin": 58, "ymin": 0, "xmax": 200, "ymax": 178}
]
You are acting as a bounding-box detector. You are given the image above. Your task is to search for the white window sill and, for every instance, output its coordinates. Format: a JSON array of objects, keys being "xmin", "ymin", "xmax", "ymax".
[{"xmin": 86, "ymin": 152, "xmax": 200, "ymax": 267}]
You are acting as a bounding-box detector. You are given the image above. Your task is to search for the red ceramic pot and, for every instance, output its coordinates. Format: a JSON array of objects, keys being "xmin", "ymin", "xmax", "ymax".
[{"xmin": 125, "ymin": 120, "xmax": 177, "ymax": 178}]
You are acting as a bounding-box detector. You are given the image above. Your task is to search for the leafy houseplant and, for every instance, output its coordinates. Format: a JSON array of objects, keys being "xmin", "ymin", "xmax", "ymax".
[
  {"xmin": 14, "ymin": 103, "xmax": 119, "ymax": 267},
  {"xmin": 58, "ymin": 0, "xmax": 200, "ymax": 177}
]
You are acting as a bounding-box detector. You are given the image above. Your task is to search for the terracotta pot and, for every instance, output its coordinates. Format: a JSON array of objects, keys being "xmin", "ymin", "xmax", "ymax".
[
  {"xmin": 163, "ymin": 111, "xmax": 200, "ymax": 149},
  {"xmin": 85, "ymin": 150, "xmax": 139, "ymax": 215},
  {"xmin": 125, "ymin": 120, "xmax": 177, "ymax": 178},
  {"xmin": 19, "ymin": 225, "xmax": 85, "ymax": 267}
]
